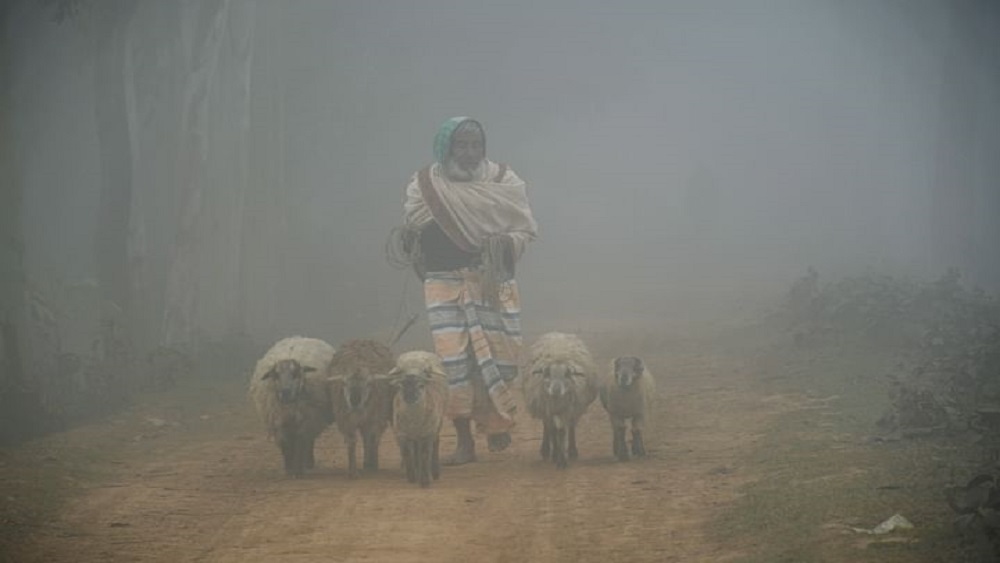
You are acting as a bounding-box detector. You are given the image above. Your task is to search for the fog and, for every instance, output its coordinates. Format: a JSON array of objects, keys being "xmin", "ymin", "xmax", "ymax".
[{"xmin": 4, "ymin": 0, "xmax": 999, "ymax": 353}]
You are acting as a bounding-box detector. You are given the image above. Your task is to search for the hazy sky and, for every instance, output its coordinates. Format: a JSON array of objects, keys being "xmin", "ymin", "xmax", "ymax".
[
  {"xmin": 9, "ymin": 0, "xmax": 1000, "ymax": 344},
  {"xmin": 281, "ymin": 0, "xmax": 998, "ymax": 322}
]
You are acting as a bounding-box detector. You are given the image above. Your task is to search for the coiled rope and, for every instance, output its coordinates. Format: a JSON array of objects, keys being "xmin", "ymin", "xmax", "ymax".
[{"xmin": 385, "ymin": 227, "xmax": 513, "ymax": 308}]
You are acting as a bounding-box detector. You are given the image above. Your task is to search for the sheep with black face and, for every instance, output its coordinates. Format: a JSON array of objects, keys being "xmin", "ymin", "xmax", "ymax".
[
  {"xmin": 249, "ymin": 336, "xmax": 336, "ymax": 477},
  {"xmin": 389, "ymin": 351, "xmax": 448, "ymax": 487},
  {"xmin": 600, "ymin": 356, "xmax": 655, "ymax": 461}
]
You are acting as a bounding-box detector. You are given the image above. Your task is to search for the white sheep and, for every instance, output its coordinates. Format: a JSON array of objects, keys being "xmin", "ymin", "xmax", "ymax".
[
  {"xmin": 248, "ymin": 336, "xmax": 336, "ymax": 477},
  {"xmin": 327, "ymin": 339, "xmax": 396, "ymax": 478},
  {"xmin": 523, "ymin": 332, "xmax": 600, "ymax": 469},
  {"xmin": 600, "ymin": 356, "xmax": 655, "ymax": 461},
  {"xmin": 389, "ymin": 351, "xmax": 449, "ymax": 488}
]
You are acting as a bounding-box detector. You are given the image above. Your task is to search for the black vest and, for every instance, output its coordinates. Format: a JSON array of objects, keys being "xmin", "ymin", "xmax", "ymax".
[{"xmin": 419, "ymin": 222, "xmax": 479, "ymax": 272}]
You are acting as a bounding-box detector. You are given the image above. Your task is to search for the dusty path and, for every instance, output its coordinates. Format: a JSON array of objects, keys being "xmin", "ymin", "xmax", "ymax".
[{"xmin": 10, "ymin": 327, "xmax": 801, "ymax": 562}]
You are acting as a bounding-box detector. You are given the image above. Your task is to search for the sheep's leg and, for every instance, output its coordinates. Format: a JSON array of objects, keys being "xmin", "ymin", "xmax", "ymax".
[
  {"xmin": 631, "ymin": 428, "xmax": 646, "ymax": 458},
  {"xmin": 409, "ymin": 440, "xmax": 419, "ymax": 485},
  {"xmin": 278, "ymin": 435, "xmax": 299, "ymax": 477},
  {"xmin": 363, "ymin": 430, "xmax": 379, "ymax": 473},
  {"xmin": 553, "ymin": 426, "xmax": 568, "ymax": 469},
  {"xmin": 612, "ymin": 415, "xmax": 629, "ymax": 462},
  {"xmin": 398, "ymin": 441, "xmax": 405, "ymax": 478},
  {"xmin": 610, "ymin": 418, "xmax": 624, "ymax": 460},
  {"xmin": 362, "ymin": 431, "xmax": 371, "ymax": 472},
  {"xmin": 615, "ymin": 425, "xmax": 630, "ymax": 462},
  {"xmin": 568, "ymin": 424, "xmax": 579, "ymax": 460},
  {"xmin": 404, "ymin": 440, "xmax": 417, "ymax": 483},
  {"xmin": 346, "ymin": 433, "xmax": 358, "ymax": 479},
  {"xmin": 418, "ymin": 439, "xmax": 432, "ymax": 488},
  {"xmin": 608, "ymin": 417, "xmax": 616, "ymax": 457},
  {"xmin": 540, "ymin": 420, "xmax": 552, "ymax": 460},
  {"xmin": 372, "ymin": 435, "xmax": 380, "ymax": 471},
  {"xmin": 631, "ymin": 417, "xmax": 647, "ymax": 458},
  {"xmin": 303, "ymin": 435, "xmax": 316, "ymax": 470},
  {"xmin": 431, "ymin": 437, "xmax": 441, "ymax": 480},
  {"xmin": 292, "ymin": 433, "xmax": 313, "ymax": 475}
]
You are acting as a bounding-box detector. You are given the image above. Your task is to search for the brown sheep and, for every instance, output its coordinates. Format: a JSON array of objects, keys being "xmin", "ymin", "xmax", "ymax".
[{"xmin": 327, "ymin": 339, "xmax": 396, "ymax": 478}]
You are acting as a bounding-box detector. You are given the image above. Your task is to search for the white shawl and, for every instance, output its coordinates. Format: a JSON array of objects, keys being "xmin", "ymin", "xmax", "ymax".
[{"xmin": 403, "ymin": 160, "xmax": 538, "ymax": 259}]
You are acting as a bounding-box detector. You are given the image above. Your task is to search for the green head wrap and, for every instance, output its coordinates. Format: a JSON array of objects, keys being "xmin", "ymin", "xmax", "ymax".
[{"xmin": 433, "ymin": 116, "xmax": 484, "ymax": 165}]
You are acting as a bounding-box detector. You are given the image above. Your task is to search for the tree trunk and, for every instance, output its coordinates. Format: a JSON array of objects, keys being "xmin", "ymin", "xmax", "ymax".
[
  {"xmin": 929, "ymin": 1, "xmax": 998, "ymax": 286},
  {"xmin": 228, "ymin": 0, "xmax": 256, "ymax": 338},
  {"xmin": 160, "ymin": 0, "xmax": 229, "ymax": 348},
  {"xmin": 92, "ymin": 1, "xmax": 138, "ymax": 369},
  {"xmin": 0, "ymin": 3, "xmax": 25, "ymax": 391},
  {"xmin": 247, "ymin": 0, "xmax": 289, "ymax": 341},
  {"xmin": 0, "ymin": 1, "xmax": 49, "ymax": 444}
]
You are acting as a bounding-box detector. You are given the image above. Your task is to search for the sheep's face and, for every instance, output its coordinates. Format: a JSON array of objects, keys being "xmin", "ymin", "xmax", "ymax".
[
  {"xmin": 389, "ymin": 356, "xmax": 443, "ymax": 406},
  {"xmin": 396, "ymin": 373, "xmax": 428, "ymax": 406},
  {"xmin": 536, "ymin": 363, "xmax": 579, "ymax": 399},
  {"xmin": 613, "ymin": 356, "xmax": 644, "ymax": 389},
  {"xmin": 263, "ymin": 359, "xmax": 316, "ymax": 404},
  {"xmin": 343, "ymin": 371, "xmax": 374, "ymax": 411}
]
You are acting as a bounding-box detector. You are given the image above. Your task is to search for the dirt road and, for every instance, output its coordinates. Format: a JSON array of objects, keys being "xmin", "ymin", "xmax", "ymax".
[{"xmin": 5, "ymin": 322, "xmax": 962, "ymax": 562}]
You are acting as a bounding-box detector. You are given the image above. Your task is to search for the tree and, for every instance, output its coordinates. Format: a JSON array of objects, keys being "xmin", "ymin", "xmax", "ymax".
[
  {"xmin": 1, "ymin": 0, "xmax": 45, "ymax": 443},
  {"xmin": 0, "ymin": 1, "xmax": 21, "ymax": 384},
  {"xmin": 930, "ymin": 1, "xmax": 1000, "ymax": 289},
  {"xmin": 45, "ymin": 0, "xmax": 262, "ymax": 368},
  {"xmin": 161, "ymin": 0, "xmax": 257, "ymax": 349},
  {"xmin": 91, "ymin": 0, "xmax": 139, "ymax": 370}
]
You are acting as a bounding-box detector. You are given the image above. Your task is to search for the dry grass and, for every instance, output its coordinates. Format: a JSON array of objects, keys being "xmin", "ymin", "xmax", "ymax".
[{"xmin": 709, "ymin": 331, "xmax": 990, "ymax": 562}]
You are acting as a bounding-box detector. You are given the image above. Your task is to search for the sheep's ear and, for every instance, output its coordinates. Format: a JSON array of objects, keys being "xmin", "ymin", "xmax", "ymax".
[
  {"xmin": 302, "ymin": 366, "xmax": 317, "ymax": 374},
  {"xmin": 387, "ymin": 367, "xmax": 402, "ymax": 377},
  {"xmin": 262, "ymin": 368, "xmax": 277, "ymax": 380},
  {"xmin": 633, "ymin": 358, "xmax": 644, "ymax": 374}
]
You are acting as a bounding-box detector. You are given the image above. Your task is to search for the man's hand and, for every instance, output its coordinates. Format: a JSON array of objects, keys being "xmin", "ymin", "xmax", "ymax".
[
  {"xmin": 491, "ymin": 232, "xmax": 513, "ymax": 250},
  {"xmin": 401, "ymin": 227, "xmax": 419, "ymax": 255},
  {"xmin": 486, "ymin": 233, "xmax": 516, "ymax": 276}
]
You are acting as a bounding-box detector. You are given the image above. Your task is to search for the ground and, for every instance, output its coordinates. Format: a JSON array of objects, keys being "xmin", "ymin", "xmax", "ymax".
[{"xmin": 0, "ymin": 316, "xmax": 986, "ymax": 562}]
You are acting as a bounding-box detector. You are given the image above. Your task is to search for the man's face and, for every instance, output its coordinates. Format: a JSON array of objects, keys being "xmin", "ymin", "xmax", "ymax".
[{"xmin": 449, "ymin": 127, "xmax": 485, "ymax": 172}]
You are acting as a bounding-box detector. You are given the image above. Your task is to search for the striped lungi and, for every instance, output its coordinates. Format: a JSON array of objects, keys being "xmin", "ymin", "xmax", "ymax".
[{"xmin": 424, "ymin": 269, "xmax": 522, "ymax": 434}]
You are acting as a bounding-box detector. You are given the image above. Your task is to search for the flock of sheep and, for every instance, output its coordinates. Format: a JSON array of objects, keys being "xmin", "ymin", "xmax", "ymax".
[{"xmin": 248, "ymin": 333, "xmax": 655, "ymax": 487}]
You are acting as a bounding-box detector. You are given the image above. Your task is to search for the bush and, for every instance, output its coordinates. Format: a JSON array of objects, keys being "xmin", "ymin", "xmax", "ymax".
[{"xmin": 784, "ymin": 268, "xmax": 1000, "ymax": 436}]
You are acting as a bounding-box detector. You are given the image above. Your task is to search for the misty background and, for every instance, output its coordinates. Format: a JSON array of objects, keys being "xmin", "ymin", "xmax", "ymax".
[{"xmin": 3, "ymin": 0, "xmax": 998, "ymax": 367}]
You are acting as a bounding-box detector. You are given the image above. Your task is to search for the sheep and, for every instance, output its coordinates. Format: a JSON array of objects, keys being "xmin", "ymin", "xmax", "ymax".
[
  {"xmin": 389, "ymin": 351, "xmax": 449, "ymax": 488},
  {"xmin": 523, "ymin": 332, "xmax": 600, "ymax": 469},
  {"xmin": 248, "ymin": 336, "xmax": 336, "ymax": 477},
  {"xmin": 600, "ymin": 356, "xmax": 655, "ymax": 461},
  {"xmin": 327, "ymin": 339, "xmax": 396, "ymax": 478}
]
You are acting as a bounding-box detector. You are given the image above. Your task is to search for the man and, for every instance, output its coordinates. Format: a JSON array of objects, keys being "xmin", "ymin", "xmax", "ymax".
[{"xmin": 402, "ymin": 117, "xmax": 538, "ymax": 465}]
